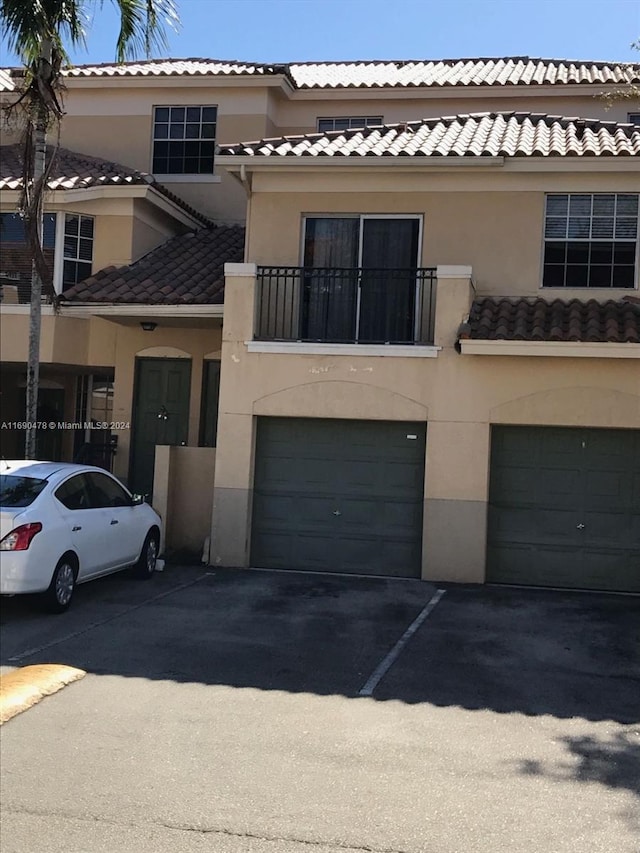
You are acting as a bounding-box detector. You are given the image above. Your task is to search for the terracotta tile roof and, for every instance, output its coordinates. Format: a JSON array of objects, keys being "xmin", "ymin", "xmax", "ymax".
[
  {"xmin": 463, "ymin": 297, "xmax": 640, "ymax": 343},
  {"xmin": 219, "ymin": 112, "xmax": 640, "ymax": 159},
  {"xmin": 0, "ymin": 144, "xmax": 210, "ymax": 225},
  {"xmin": 60, "ymin": 226, "xmax": 245, "ymax": 305},
  {"xmin": 3, "ymin": 56, "xmax": 636, "ymax": 89},
  {"xmin": 289, "ymin": 57, "xmax": 640, "ymax": 89}
]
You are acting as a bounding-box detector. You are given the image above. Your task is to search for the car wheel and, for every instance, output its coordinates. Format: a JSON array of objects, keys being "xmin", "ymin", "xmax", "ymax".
[
  {"xmin": 43, "ymin": 556, "xmax": 77, "ymax": 613},
  {"xmin": 132, "ymin": 531, "xmax": 159, "ymax": 580}
]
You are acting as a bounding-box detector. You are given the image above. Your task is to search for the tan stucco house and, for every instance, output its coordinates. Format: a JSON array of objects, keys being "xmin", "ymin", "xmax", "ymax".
[{"xmin": 1, "ymin": 57, "xmax": 639, "ymax": 589}]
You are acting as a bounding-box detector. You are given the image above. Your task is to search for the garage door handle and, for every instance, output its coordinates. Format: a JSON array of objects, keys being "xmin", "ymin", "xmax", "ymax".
[
  {"xmin": 110, "ymin": 519, "xmax": 119, "ymax": 525},
  {"xmin": 576, "ymin": 523, "xmax": 585, "ymax": 530},
  {"xmin": 72, "ymin": 525, "xmax": 82, "ymax": 532}
]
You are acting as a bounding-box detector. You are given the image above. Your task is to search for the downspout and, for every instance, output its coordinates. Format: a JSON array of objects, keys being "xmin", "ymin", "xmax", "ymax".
[{"xmin": 239, "ymin": 165, "xmax": 252, "ymax": 263}]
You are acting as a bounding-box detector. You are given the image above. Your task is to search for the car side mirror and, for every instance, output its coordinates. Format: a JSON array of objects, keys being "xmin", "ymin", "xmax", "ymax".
[{"xmin": 131, "ymin": 494, "xmax": 146, "ymax": 506}]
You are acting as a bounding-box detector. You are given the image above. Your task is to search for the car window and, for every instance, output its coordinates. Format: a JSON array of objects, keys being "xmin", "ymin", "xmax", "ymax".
[
  {"xmin": 0, "ymin": 474, "xmax": 48, "ymax": 507},
  {"xmin": 55, "ymin": 474, "xmax": 93, "ymax": 511},
  {"xmin": 86, "ymin": 472, "xmax": 132, "ymax": 508}
]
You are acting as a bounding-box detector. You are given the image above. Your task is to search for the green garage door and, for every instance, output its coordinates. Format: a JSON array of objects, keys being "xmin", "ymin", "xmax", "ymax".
[
  {"xmin": 251, "ymin": 418, "xmax": 426, "ymax": 577},
  {"xmin": 488, "ymin": 426, "xmax": 640, "ymax": 592}
]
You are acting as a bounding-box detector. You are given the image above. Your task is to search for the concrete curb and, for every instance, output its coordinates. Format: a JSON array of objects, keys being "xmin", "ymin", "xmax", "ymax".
[{"xmin": 0, "ymin": 664, "xmax": 86, "ymax": 725}]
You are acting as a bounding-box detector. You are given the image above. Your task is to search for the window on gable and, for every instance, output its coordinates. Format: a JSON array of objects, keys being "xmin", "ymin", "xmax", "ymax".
[
  {"xmin": 317, "ymin": 116, "xmax": 383, "ymax": 133},
  {"xmin": 542, "ymin": 194, "xmax": 638, "ymax": 289},
  {"xmin": 627, "ymin": 113, "xmax": 640, "ymax": 126},
  {"xmin": 63, "ymin": 214, "xmax": 94, "ymax": 289},
  {"xmin": 152, "ymin": 105, "xmax": 217, "ymax": 175}
]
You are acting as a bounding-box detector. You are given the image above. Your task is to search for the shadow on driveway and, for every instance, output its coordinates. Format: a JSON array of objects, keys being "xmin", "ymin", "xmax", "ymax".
[{"xmin": 1, "ymin": 566, "xmax": 639, "ymax": 723}]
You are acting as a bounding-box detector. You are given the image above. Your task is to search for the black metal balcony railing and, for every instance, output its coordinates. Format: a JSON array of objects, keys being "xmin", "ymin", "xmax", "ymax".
[{"xmin": 256, "ymin": 267, "xmax": 437, "ymax": 345}]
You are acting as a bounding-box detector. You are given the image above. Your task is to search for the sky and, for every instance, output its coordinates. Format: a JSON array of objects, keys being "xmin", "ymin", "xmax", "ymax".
[{"xmin": 0, "ymin": 0, "xmax": 639, "ymax": 67}]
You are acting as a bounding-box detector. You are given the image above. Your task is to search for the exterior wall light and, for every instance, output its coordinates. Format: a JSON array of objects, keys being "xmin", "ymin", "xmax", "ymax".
[{"xmin": 140, "ymin": 321, "xmax": 157, "ymax": 332}]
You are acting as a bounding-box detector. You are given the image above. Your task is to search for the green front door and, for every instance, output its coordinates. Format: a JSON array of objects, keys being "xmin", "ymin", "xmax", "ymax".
[
  {"xmin": 487, "ymin": 426, "xmax": 640, "ymax": 592},
  {"xmin": 251, "ymin": 417, "xmax": 426, "ymax": 577},
  {"xmin": 130, "ymin": 358, "xmax": 191, "ymax": 497}
]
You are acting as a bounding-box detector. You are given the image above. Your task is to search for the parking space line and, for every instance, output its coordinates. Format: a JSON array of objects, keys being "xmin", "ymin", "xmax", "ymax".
[
  {"xmin": 7, "ymin": 572, "xmax": 215, "ymax": 663},
  {"xmin": 358, "ymin": 588, "xmax": 446, "ymax": 697}
]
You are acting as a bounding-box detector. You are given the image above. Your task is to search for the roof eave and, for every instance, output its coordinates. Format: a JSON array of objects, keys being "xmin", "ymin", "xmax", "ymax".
[{"xmin": 59, "ymin": 302, "xmax": 224, "ymax": 318}]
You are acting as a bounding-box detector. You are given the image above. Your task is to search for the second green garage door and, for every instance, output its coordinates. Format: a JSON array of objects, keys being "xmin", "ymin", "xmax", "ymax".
[
  {"xmin": 488, "ymin": 426, "xmax": 640, "ymax": 592},
  {"xmin": 251, "ymin": 418, "xmax": 426, "ymax": 577}
]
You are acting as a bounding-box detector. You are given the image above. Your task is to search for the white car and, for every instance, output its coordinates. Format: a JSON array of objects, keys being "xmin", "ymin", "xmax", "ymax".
[{"xmin": 0, "ymin": 460, "xmax": 162, "ymax": 612}]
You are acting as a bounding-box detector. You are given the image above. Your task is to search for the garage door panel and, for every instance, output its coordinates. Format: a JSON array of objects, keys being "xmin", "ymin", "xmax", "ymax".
[
  {"xmin": 251, "ymin": 418, "xmax": 425, "ymax": 577},
  {"xmin": 488, "ymin": 426, "xmax": 640, "ymax": 592}
]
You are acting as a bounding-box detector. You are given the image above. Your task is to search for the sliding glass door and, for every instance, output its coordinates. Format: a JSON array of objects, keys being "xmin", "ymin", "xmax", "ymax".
[{"xmin": 302, "ymin": 216, "xmax": 421, "ymax": 343}]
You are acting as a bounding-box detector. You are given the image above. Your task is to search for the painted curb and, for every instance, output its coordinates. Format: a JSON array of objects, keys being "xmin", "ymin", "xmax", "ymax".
[{"xmin": 0, "ymin": 664, "xmax": 86, "ymax": 725}]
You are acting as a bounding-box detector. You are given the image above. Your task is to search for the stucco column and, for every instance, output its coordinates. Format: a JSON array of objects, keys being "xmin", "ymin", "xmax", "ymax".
[
  {"xmin": 433, "ymin": 265, "xmax": 475, "ymax": 349},
  {"xmin": 421, "ymin": 266, "xmax": 488, "ymax": 583},
  {"xmin": 209, "ymin": 264, "xmax": 257, "ymax": 567}
]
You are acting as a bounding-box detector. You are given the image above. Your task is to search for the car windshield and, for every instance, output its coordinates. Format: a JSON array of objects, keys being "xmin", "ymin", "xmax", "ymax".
[{"xmin": 0, "ymin": 474, "xmax": 48, "ymax": 508}]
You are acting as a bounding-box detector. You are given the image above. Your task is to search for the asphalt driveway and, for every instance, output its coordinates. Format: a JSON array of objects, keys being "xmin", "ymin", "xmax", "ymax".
[{"xmin": 1, "ymin": 566, "xmax": 639, "ymax": 853}]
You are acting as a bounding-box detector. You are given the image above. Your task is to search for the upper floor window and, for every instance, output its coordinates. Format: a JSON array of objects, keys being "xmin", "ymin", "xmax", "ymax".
[
  {"xmin": 627, "ymin": 113, "xmax": 640, "ymax": 126},
  {"xmin": 317, "ymin": 116, "xmax": 383, "ymax": 133},
  {"xmin": 152, "ymin": 105, "xmax": 217, "ymax": 175},
  {"xmin": 542, "ymin": 194, "xmax": 638, "ymax": 289},
  {"xmin": 63, "ymin": 214, "xmax": 94, "ymax": 288}
]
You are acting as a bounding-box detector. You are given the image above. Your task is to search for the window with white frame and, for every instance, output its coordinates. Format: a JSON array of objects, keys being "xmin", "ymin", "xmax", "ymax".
[
  {"xmin": 317, "ymin": 116, "xmax": 383, "ymax": 133},
  {"xmin": 627, "ymin": 113, "xmax": 640, "ymax": 126},
  {"xmin": 152, "ymin": 106, "xmax": 217, "ymax": 174},
  {"xmin": 542, "ymin": 194, "xmax": 638, "ymax": 289},
  {"xmin": 63, "ymin": 214, "xmax": 94, "ymax": 288}
]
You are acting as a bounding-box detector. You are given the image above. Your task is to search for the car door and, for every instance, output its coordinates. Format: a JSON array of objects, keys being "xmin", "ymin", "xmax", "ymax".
[
  {"xmin": 85, "ymin": 471, "xmax": 142, "ymax": 569},
  {"xmin": 53, "ymin": 474, "xmax": 108, "ymax": 579}
]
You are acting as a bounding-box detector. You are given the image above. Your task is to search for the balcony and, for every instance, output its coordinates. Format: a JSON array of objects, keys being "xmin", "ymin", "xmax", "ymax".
[{"xmin": 255, "ymin": 267, "xmax": 437, "ymax": 345}]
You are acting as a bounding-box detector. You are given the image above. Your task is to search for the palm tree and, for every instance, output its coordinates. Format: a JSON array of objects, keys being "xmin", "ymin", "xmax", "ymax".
[{"xmin": 1, "ymin": 0, "xmax": 179, "ymax": 458}]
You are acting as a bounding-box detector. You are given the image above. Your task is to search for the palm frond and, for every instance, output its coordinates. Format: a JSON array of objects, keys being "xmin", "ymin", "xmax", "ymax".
[{"xmin": 107, "ymin": 0, "xmax": 179, "ymax": 61}]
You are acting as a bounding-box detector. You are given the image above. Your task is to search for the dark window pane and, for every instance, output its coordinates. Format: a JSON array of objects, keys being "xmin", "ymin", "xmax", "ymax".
[
  {"xmin": 318, "ymin": 119, "xmax": 332, "ymax": 132},
  {"xmin": 64, "ymin": 236, "xmax": 78, "ymax": 258},
  {"xmin": 543, "ymin": 264, "xmax": 565, "ymax": 287},
  {"xmin": 565, "ymin": 265, "xmax": 588, "ymax": 287},
  {"xmin": 546, "ymin": 195, "xmax": 568, "ymax": 216},
  {"xmin": 0, "ymin": 213, "xmax": 26, "ymax": 243},
  {"xmin": 169, "ymin": 123, "xmax": 185, "ymax": 139},
  {"xmin": 170, "ymin": 107, "xmax": 185, "ymax": 121},
  {"xmin": 544, "ymin": 242, "xmax": 566, "ymax": 264},
  {"xmin": 592, "ymin": 194, "xmax": 615, "ymax": 216},
  {"xmin": 153, "ymin": 156, "xmax": 168, "ymax": 173},
  {"xmin": 569, "ymin": 195, "xmax": 591, "ymax": 216},
  {"xmin": 198, "ymin": 157, "xmax": 214, "ymax": 174},
  {"xmin": 588, "ymin": 265, "xmax": 612, "ymax": 288},
  {"xmin": 65, "ymin": 215, "xmax": 79, "ymax": 236},
  {"xmin": 591, "ymin": 217, "xmax": 614, "ymax": 238},
  {"xmin": 184, "ymin": 158, "xmax": 200, "ymax": 173},
  {"xmin": 154, "ymin": 107, "xmax": 170, "ymax": 122},
  {"xmin": 153, "ymin": 141, "xmax": 169, "ymax": 158},
  {"xmin": 76, "ymin": 261, "xmax": 91, "ymax": 281},
  {"xmin": 590, "ymin": 242, "xmax": 613, "ymax": 264},
  {"xmin": 168, "ymin": 157, "xmax": 184, "ymax": 173},
  {"xmin": 566, "ymin": 242, "xmax": 589, "ymax": 264},
  {"xmin": 568, "ymin": 217, "xmax": 590, "ymax": 238},
  {"xmin": 334, "ymin": 118, "xmax": 349, "ymax": 131},
  {"xmin": 63, "ymin": 260, "xmax": 78, "ymax": 286},
  {"xmin": 184, "ymin": 141, "xmax": 200, "ymax": 158},
  {"xmin": 154, "ymin": 123, "xmax": 169, "ymax": 139},
  {"xmin": 79, "ymin": 238, "xmax": 93, "ymax": 261},
  {"xmin": 185, "ymin": 123, "xmax": 200, "ymax": 139},
  {"xmin": 43, "ymin": 214, "xmax": 56, "ymax": 249},
  {"xmin": 612, "ymin": 266, "xmax": 636, "ymax": 288},
  {"xmin": 199, "ymin": 141, "xmax": 215, "ymax": 158},
  {"xmin": 168, "ymin": 141, "xmax": 185, "ymax": 157},
  {"xmin": 79, "ymin": 217, "xmax": 94, "ymax": 238},
  {"xmin": 617, "ymin": 194, "xmax": 639, "ymax": 216},
  {"xmin": 186, "ymin": 106, "xmax": 202, "ymax": 122},
  {"xmin": 201, "ymin": 123, "xmax": 216, "ymax": 139},
  {"xmin": 614, "ymin": 243, "xmax": 636, "ymax": 264},
  {"xmin": 545, "ymin": 217, "xmax": 567, "ymax": 238},
  {"xmin": 202, "ymin": 107, "xmax": 217, "ymax": 122},
  {"xmin": 615, "ymin": 218, "xmax": 638, "ymax": 239}
]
